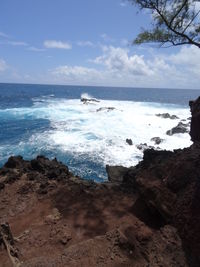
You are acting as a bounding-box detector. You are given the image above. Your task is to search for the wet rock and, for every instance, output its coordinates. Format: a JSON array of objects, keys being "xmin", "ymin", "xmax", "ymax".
[
  {"xmin": 156, "ymin": 113, "xmax": 179, "ymax": 119},
  {"xmin": 81, "ymin": 97, "xmax": 100, "ymax": 104},
  {"xmin": 96, "ymin": 107, "xmax": 116, "ymax": 112},
  {"xmin": 126, "ymin": 138, "xmax": 133, "ymax": 145},
  {"xmin": 166, "ymin": 122, "xmax": 189, "ymax": 135},
  {"xmin": 136, "ymin": 143, "xmax": 154, "ymax": 151},
  {"xmin": 151, "ymin": 137, "xmax": 164, "ymax": 145}
]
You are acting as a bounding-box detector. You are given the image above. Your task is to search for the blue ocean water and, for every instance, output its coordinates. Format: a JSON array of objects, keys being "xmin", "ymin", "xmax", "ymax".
[{"xmin": 0, "ymin": 83, "xmax": 199, "ymax": 181}]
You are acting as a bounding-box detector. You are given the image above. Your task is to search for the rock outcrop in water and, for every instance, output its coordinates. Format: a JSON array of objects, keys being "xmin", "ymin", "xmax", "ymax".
[
  {"xmin": 1, "ymin": 97, "xmax": 200, "ymax": 266},
  {"xmin": 126, "ymin": 138, "xmax": 133, "ymax": 145},
  {"xmin": 156, "ymin": 113, "xmax": 179, "ymax": 119},
  {"xmin": 96, "ymin": 107, "xmax": 116, "ymax": 112},
  {"xmin": 150, "ymin": 137, "xmax": 164, "ymax": 145},
  {"xmin": 166, "ymin": 121, "xmax": 190, "ymax": 135},
  {"xmin": 81, "ymin": 97, "xmax": 100, "ymax": 104}
]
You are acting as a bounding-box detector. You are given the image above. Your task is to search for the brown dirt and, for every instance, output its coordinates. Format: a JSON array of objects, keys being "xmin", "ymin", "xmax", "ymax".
[{"xmin": 0, "ymin": 156, "xmax": 188, "ymax": 267}]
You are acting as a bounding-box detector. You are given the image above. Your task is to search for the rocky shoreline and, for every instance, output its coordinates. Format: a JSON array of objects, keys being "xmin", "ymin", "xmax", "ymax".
[{"xmin": 0, "ymin": 98, "xmax": 200, "ymax": 266}]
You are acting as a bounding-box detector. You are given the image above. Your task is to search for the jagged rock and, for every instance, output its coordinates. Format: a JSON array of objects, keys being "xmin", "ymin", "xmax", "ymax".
[
  {"xmin": 81, "ymin": 97, "xmax": 100, "ymax": 104},
  {"xmin": 136, "ymin": 143, "xmax": 154, "ymax": 151},
  {"xmin": 4, "ymin": 156, "xmax": 24, "ymax": 169},
  {"xmin": 0, "ymin": 182, "xmax": 5, "ymax": 190},
  {"xmin": 126, "ymin": 139, "xmax": 133, "ymax": 145},
  {"xmin": 17, "ymin": 183, "xmax": 33, "ymax": 195},
  {"xmin": 121, "ymin": 146, "xmax": 200, "ymax": 264},
  {"xmin": 156, "ymin": 113, "xmax": 179, "ymax": 119},
  {"xmin": 30, "ymin": 156, "xmax": 69, "ymax": 180},
  {"xmin": 166, "ymin": 122, "xmax": 189, "ymax": 135},
  {"xmin": 1, "ymin": 97, "xmax": 200, "ymax": 266},
  {"xmin": 106, "ymin": 165, "xmax": 129, "ymax": 183},
  {"xmin": 96, "ymin": 107, "xmax": 116, "ymax": 112},
  {"xmin": 190, "ymin": 97, "xmax": 200, "ymax": 142},
  {"xmin": 151, "ymin": 137, "xmax": 164, "ymax": 145}
]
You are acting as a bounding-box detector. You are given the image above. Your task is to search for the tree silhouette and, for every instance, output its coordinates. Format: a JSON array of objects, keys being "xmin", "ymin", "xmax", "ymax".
[{"xmin": 129, "ymin": 0, "xmax": 200, "ymax": 48}]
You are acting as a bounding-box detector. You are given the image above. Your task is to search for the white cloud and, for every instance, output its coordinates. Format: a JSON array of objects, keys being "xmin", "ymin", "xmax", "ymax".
[
  {"xmin": 0, "ymin": 31, "xmax": 9, "ymax": 38},
  {"xmin": 77, "ymin": 41, "xmax": 94, "ymax": 47},
  {"xmin": 28, "ymin": 46, "xmax": 46, "ymax": 52},
  {"xmin": 92, "ymin": 46, "xmax": 153, "ymax": 76},
  {"xmin": 52, "ymin": 65, "xmax": 101, "ymax": 83},
  {"xmin": 166, "ymin": 46, "xmax": 200, "ymax": 79},
  {"xmin": 44, "ymin": 40, "xmax": 72, "ymax": 49},
  {"xmin": 0, "ymin": 59, "xmax": 7, "ymax": 72},
  {"xmin": 120, "ymin": 2, "xmax": 127, "ymax": 7},
  {"xmin": 7, "ymin": 41, "xmax": 28, "ymax": 46},
  {"xmin": 100, "ymin": 33, "xmax": 115, "ymax": 43},
  {"xmin": 50, "ymin": 45, "xmax": 200, "ymax": 89}
]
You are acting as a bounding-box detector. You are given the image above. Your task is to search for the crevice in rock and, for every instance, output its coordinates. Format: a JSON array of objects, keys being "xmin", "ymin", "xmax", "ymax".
[{"xmin": 130, "ymin": 197, "xmax": 166, "ymax": 230}]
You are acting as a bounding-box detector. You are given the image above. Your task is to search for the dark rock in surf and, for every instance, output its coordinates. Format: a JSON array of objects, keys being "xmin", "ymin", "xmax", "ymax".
[
  {"xmin": 96, "ymin": 107, "xmax": 116, "ymax": 112},
  {"xmin": 151, "ymin": 137, "xmax": 164, "ymax": 145},
  {"xmin": 126, "ymin": 139, "xmax": 133, "ymax": 146},
  {"xmin": 136, "ymin": 143, "xmax": 154, "ymax": 151},
  {"xmin": 81, "ymin": 97, "xmax": 100, "ymax": 104},
  {"xmin": 156, "ymin": 113, "xmax": 179, "ymax": 120},
  {"xmin": 166, "ymin": 122, "xmax": 189, "ymax": 136}
]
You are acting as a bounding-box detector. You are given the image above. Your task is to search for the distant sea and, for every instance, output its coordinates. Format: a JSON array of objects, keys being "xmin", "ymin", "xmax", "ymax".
[{"xmin": 0, "ymin": 83, "xmax": 199, "ymax": 181}]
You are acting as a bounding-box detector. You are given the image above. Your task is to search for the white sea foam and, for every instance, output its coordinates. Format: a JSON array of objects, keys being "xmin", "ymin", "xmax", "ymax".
[
  {"xmin": 0, "ymin": 96, "xmax": 192, "ymax": 179},
  {"xmin": 81, "ymin": 92, "xmax": 94, "ymax": 99}
]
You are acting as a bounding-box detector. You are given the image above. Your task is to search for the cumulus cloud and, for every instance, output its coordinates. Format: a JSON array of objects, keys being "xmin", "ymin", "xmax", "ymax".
[
  {"xmin": 100, "ymin": 33, "xmax": 115, "ymax": 42},
  {"xmin": 44, "ymin": 40, "xmax": 72, "ymax": 49},
  {"xmin": 28, "ymin": 46, "xmax": 46, "ymax": 52},
  {"xmin": 0, "ymin": 59, "xmax": 7, "ymax": 72},
  {"xmin": 52, "ymin": 65, "xmax": 101, "ymax": 83},
  {"xmin": 119, "ymin": 2, "xmax": 127, "ymax": 7},
  {"xmin": 77, "ymin": 41, "xmax": 94, "ymax": 47},
  {"xmin": 92, "ymin": 46, "xmax": 153, "ymax": 76},
  {"xmin": 50, "ymin": 45, "xmax": 200, "ymax": 89},
  {"xmin": 7, "ymin": 41, "xmax": 28, "ymax": 46}
]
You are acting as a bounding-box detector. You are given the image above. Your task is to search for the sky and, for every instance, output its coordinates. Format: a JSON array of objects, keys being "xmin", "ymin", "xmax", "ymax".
[{"xmin": 0, "ymin": 0, "xmax": 200, "ymax": 89}]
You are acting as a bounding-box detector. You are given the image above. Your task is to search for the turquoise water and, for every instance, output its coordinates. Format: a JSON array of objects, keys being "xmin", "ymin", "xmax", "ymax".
[{"xmin": 0, "ymin": 83, "xmax": 198, "ymax": 181}]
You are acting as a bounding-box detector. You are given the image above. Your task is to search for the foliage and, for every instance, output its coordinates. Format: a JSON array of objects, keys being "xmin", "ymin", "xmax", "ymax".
[{"xmin": 129, "ymin": 0, "xmax": 200, "ymax": 47}]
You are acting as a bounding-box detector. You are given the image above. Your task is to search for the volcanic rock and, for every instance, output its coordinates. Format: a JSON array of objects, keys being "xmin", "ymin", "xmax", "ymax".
[
  {"xmin": 1, "ymin": 97, "xmax": 200, "ymax": 266},
  {"xmin": 96, "ymin": 107, "xmax": 116, "ymax": 112},
  {"xmin": 190, "ymin": 96, "xmax": 200, "ymax": 142},
  {"xmin": 166, "ymin": 122, "xmax": 189, "ymax": 135},
  {"xmin": 81, "ymin": 97, "xmax": 100, "ymax": 104},
  {"xmin": 136, "ymin": 143, "xmax": 154, "ymax": 151},
  {"xmin": 126, "ymin": 138, "xmax": 133, "ymax": 145},
  {"xmin": 106, "ymin": 165, "xmax": 129, "ymax": 183},
  {"xmin": 156, "ymin": 113, "xmax": 179, "ymax": 119},
  {"xmin": 151, "ymin": 137, "xmax": 164, "ymax": 145}
]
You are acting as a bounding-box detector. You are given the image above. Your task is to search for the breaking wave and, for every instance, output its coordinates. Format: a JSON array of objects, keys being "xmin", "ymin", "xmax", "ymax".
[{"xmin": 0, "ymin": 95, "xmax": 192, "ymax": 181}]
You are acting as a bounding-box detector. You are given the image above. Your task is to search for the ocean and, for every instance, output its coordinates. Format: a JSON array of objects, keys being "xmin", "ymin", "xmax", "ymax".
[{"xmin": 0, "ymin": 83, "xmax": 199, "ymax": 181}]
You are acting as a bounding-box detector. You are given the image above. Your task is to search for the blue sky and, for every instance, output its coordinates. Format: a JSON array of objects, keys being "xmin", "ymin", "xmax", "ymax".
[{"xmin": 0, "ymin": 0, "xmax": 200, "ymax": 89}]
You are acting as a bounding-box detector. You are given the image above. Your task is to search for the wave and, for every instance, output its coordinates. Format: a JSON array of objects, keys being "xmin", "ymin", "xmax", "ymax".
[{"xmin": 0, "ymin": 96, "xmax": 192, "ymax": 180}]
